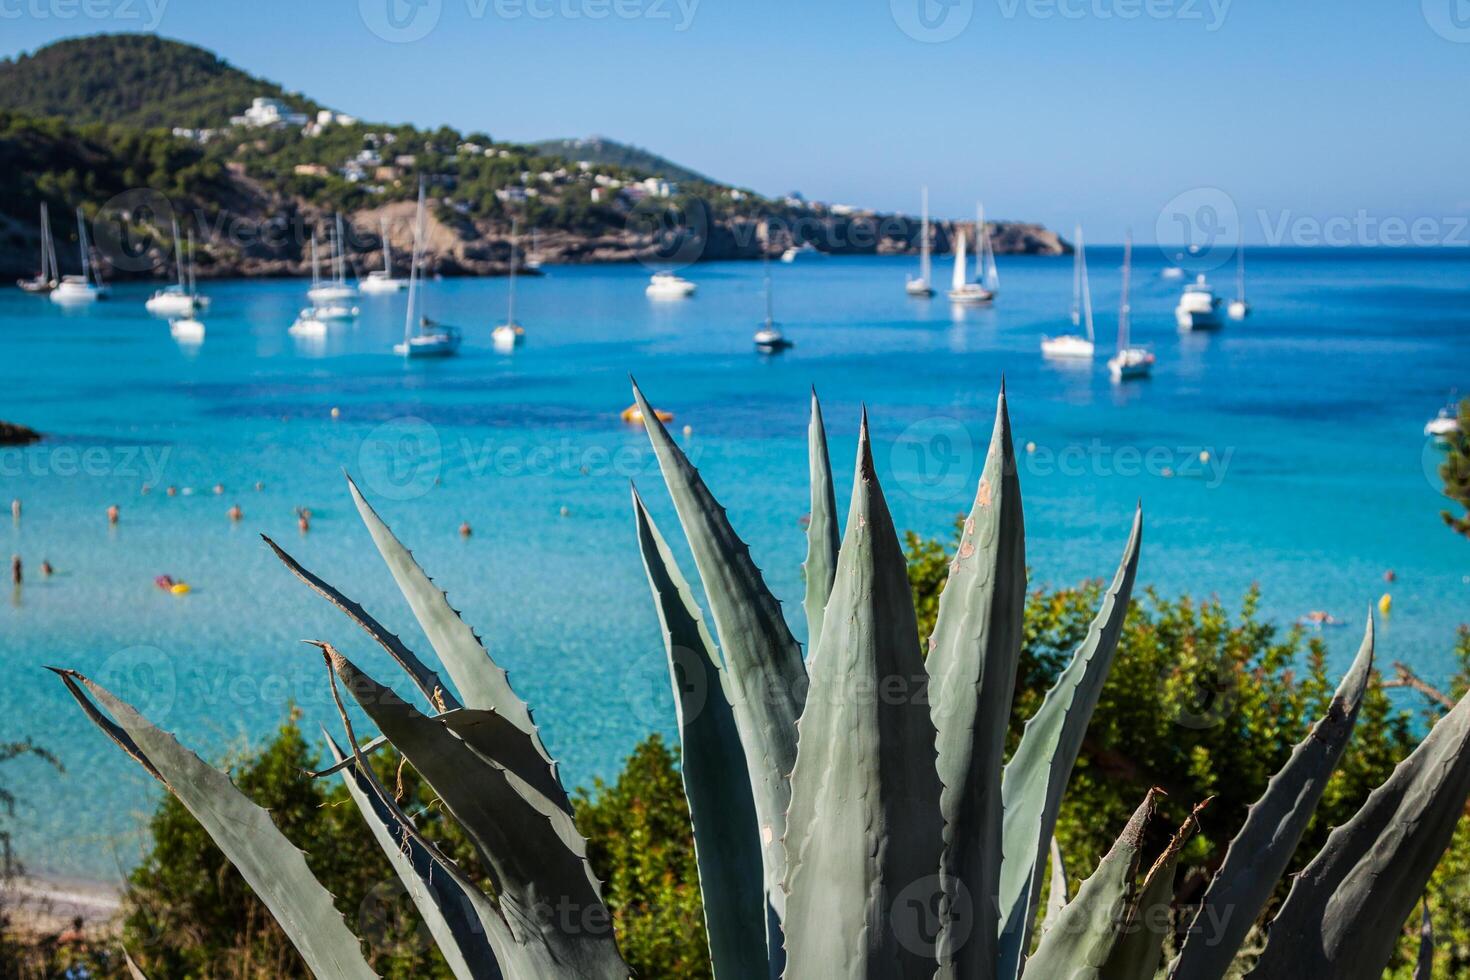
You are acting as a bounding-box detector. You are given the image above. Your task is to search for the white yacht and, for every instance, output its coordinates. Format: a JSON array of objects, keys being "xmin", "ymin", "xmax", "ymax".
[
  {"xmin": 1175, "ymin": 274, "xmax": 1223, "ymax": 331},
  {"xmin": 169, "ymin": 315, "xmax": 205, "ymax": 342},
  {"xmin": 1426, "ymin": 396, "xmax": 1461, "ymax": 439},
  {"xmin": 315, "ymin": 302, "xmax": 359, "ymax": 321},
  {"xmin": 1228, "ymin": 245, "xmax": 1251, "ymax": 320},
  {"xmin": 781, "ymin": 242, "xmax": 819, "ymax": 262},
  {"xmin": 360, "ymin": 216, "xmax": 407, "ymax": 293},
  {"xmin": 147, "ymin": 218, "xmax": 209, "ymax": 317},
  {"xmin": 525, "ymin": 227, "xmax": 544, "ymax": 272},
  {"xmin": 50, "ymin": 208, "xmax": 108, "ymax": 304},
  {"xmin": 1042, "ymin": 225, "xmax": 1095, "ymax": 359},
  {"xmin": 754, "ymin": 257, "xmax": 792, "ymax": 352},
  {"xmin": 905, "ymin": 186, "xmax": 935, "ymax": 297},
  {"xmin": 1108, "ymin": 234, "xmax": 1155, "ymax": 381},
  {"xmin": 492, "ymin": 219, "xmax": 527, "ymax": 349},
  {"xmin": 646, "ymin": 270, "xmax": 697, "ymax": 299},
  {"xmin": 18, "ymin": 203, "xmax": 58, "ymax": 294},
  {"xmin": 289, "ymin": 307, "xmax": 328, "ymax": 337},
  {"xmin": 307, "ymin": 215, "xmax": 358, "ymax": 303},
  {"xmin": 395, "ymin": 179, "xmax": 462, "ymax": 359},
  {"xmin": 947, "ymin": 230, "xmax": 994, "ymax": 304},
  {"xmin": 1161, "ymin": 254, "xmax": 1185, "ymax": 281}
]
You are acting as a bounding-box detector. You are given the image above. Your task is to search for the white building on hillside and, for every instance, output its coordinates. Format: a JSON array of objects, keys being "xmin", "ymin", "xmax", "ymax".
[{"xmin": 231, "ymin": 97, "xmax": 309, "ymax": 129}]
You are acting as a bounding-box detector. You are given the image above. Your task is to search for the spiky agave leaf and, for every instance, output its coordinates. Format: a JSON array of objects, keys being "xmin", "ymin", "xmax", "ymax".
[
  {"xmin": 782, "ymin": 413, "xmax": 945, "ymax": 980},
  {"xmin": 345, "ymin": 473, "xmax": 533, "ymax": 731},
  {"xmin": 1414, "ymin": 900, "xmax": 1433, "ymax": 980},
  {"xmin": 264, "ymin": 534, "xmax": 460, "ymax": 711},
  {"xmin": 123, "ymin": 950, "xmax": 148, "ymax": 980},
  {"xmin": 802, "ymin": 388, "xmax": 840, "ymax": 661},
  {"xmin": 1101, "ymin": 800, "xmax": 1206, "ymax": 980},
  {"xmin": 631, "ymin": 381, "xmax": 806, "ymax": 929},
  {"xmin": 1042, "ymin": 837, "xmax": 1069, "ymax": 936},
  {"xmin": 51, "ymin": 669, "xmax": 378, "ymax": 980},
  {"xmin": 998, "ymin": 508, "xmax": 1143, "ymax": 980},
  {"xmin": 632, "ymin": 487, "xmax": 769, "ymax": 978},
  {"xmin": 1169, "ymin": 617, "xmax": 1374, "ymax": 980},
  {"xmin": 324, "ymin": 731, "xmax": 505, "ymax": 980},
  {"xmin": 1248, "ymin": 684, "xmax": 1470, "ymax": 980},
  {"xmin": 925, "ymin": 386, "xmax": 1026, "ymax": 979},
  {"xmin": 321, "ymin": 646, "xmax": 627, "ymax": 979},
  {"xmin": 1021, "ymin": 791, "xmax": 1158, "ymax": 980}
]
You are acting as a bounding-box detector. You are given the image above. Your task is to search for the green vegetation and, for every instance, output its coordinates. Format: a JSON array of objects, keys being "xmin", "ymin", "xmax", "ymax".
[
  {"xmin": 40, "ymin": 387, "xmax": 1469, "ymax": 979},
  {"xmin": 533, "ymin": 137, "xmax": 715, "ymax": 185},
  {"xmin": 0, "ymin": 34, "xmax": 318, "ymax": 130},
  {"xmin": 1440, "ymin": 397, "xmax": 1470, "ymax": 538}
]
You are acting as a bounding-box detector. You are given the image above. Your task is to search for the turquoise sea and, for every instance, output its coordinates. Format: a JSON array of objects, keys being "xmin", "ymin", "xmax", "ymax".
[{"xmin": 2, "ymin": 248, "xmax": 1467, "ymax": 880}]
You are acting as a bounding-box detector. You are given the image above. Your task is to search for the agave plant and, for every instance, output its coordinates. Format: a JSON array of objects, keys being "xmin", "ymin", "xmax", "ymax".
[{"xmin": 54, "ymin": 383, "xmax": 1466, "ymax": 979}]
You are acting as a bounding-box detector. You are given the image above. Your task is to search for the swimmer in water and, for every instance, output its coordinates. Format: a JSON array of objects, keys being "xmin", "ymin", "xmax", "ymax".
[
  {"xmin": 107, "ymin": 504, "xmax": 120, "ymax": 525},
  {"xmin": 228, "ymin": 504, "xmax": 243, "ymax": 522}
]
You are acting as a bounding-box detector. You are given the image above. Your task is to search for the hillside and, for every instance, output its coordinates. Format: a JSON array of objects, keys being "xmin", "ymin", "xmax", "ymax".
[
  {"xmin": 0, "ymin": 34, "xmax": 317, "ymax": 130},
  {"xmin": 533, "ymin": 136, "xmax": 714, "ymax": 186}
]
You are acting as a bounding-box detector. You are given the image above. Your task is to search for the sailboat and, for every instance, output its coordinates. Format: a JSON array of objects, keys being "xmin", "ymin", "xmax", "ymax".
[
  {"xmin": 18, "ymin": 203, "xmax": 59, "ymax": 293},
  {"xmin": 361, "ymin": 215, "xmax": 407, "ymax": 293},
  {"xmin": 977, "ymin": 203, "xmax": 1000, "ymax": 298},
  {"xmin": 906, "ymin": 186, "xmax": 935, "ymax": 297},
  {"xmin": 754, "ymin": 254, "xmax": 792, "ymax": 351},
  {"xmin": 1041, "ymin": 225, "xmax": 1096, "ymax": 358},
  {"xmin": 169, "ymin": 231, "xmax": 207, "ymax": 342},
  {"xmin": 308, "ymin": 214, "xmax": 358, "ymax": 303},
  {"xmin": 492, "ymin": 219, "xmax": 526, "ymax": 349},
  {"xmin": 1108, "ymin": 234, "xmax": 1154, "ymax": 381},
  {"xmin": 147, "ymin": 217, "xmax": 209, "ymax": 316},
  {"xmin": 395, "ymin": 179, "xmax": 462, "ymax": 359},
  {"xmin": 1228, "ymin": 245, "xmax": 1250, "ymax": 319},
  {"xmin": 947, "ymin": 226, "xmax": 994, "ymax": 304},
  {"xmin": 50, "ymin": 208, "xmax": 108, "ymax": 303},
  {"xmin": 525, "ymin": 227, "xmax": 543, "ymax": 272}
]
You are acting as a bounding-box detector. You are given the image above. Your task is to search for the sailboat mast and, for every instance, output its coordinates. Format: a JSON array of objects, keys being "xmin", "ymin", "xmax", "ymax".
[
  {"xmin": 311, "ymin": 234, "xmax": 321, "ymax": 287},
  {"xmin": 763, "ymin": 253, "xmax": 774, "ymax": 327},
  {"xmin": 1080, "ymin": 229, "xmax": 1094, "ymax": 343},
  {"xmin": 39, "ymin": 203, "xmax": 52, "ymax": 281},
  {"xmin": 1119, "ymin": 233, "xmax": 1132, "ymax": 351},
  {"xmin": 334, "ymin": 214, "xmax": 347, "ymax": 283},
  {"xmin": 920, "ymin": 186, "xmax": 931, "ymax": 283},
  {"xmin": 404, "ymin": 180, "xmax": 425, "ymax": 346},
  {"xmin": 381, "ymin": 216, "xmax": 392, "ymax": 275},
  {"xmin": 186, "ymin": 231, "xmax": 197, "ymax": 297},
  {"xmin": 952, "ymin": 231, "xmax": 967, "ymax": 291},
  {"xmin": 507, "ymin": 218, "xmax": 518, "ymax": 324},
  {"xmin": 172, "ymin": 215, "xmax": 185, "ymax": 289},
  {"xmin": 1236, "ymin": 243, "xmax": 1246, "ymax": 302},
  {"xmin": 1071, "ymin": 224, "xmax": 1082, "ymax": 327},
  {"xmin": 76, "ymin": 207, "xmax": 92, "ymax": 281}
]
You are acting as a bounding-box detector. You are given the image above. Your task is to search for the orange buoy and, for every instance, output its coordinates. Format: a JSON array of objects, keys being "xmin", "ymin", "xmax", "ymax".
[{"xmin": 621, "ymin": 403, "xmax": 674, "ymax": 425}]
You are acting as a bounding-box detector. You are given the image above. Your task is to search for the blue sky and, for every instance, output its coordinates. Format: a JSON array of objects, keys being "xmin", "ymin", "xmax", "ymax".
[{"xmin": 3, "ymin": 0, "xmax": 1467, "ymax": 242}]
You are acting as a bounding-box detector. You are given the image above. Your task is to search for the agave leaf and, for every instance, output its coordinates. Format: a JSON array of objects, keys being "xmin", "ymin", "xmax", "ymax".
[
  {"xmin": 632, "ymin": 487, "xmax": 769, "ymax": 978},
  {"xmin": 1042, "ymin": 837, "xmax": 1069, "ymax": 935},
  {"xmin": 782, "ymin": 413, "xmax": 945, "ymax": 979},
  {"xmin": 322, "ymin": 646, "xmax": 627, "ymax": 979},
  {"xmin": 51, "ymin": 669, "xmax": 377, "ymax": 980},
  {"xmin": 802, "ymin": 388, "xmax": 840, "ymax": 661},
  {"xmin": 631, "ymin": 381, "xmax": 806, "ymax": 924},
  {"xmin": 345, "ymin": 474, "xmax": 532, "ymax": 731},
  {"xmin": 1414, "ymin": 900, "xmax": 1433, "ymax": 980},
  {"xmin": 1021, "ymin": 791, "xmax": 1157, "ymax": 980},
  {"xmin": 925, "ymin": 386, "xmax": 1026, "ymax": 979},
  {"xmin": 1247, "ymin": 684, "xmax": 1470, "ymax": 980},
  {"xmin": 263, "ymin": 534, "xmax": 460, "ymax": 711},
  {"xmin": 1170, "ymin": 618, "xmax": 1374, "ymax": 980},
  {"xmin": 998, "ymin": 508, "xmax": 1143, "ymax": 980},
  {"xmin": 325, "ymin": 731, "xmax": 505, "ymax": 980},
  {"xmin": 123, "ymin": 950, "xmax": 148, "ymax": 980},
  {"xmin": 1102, "ymin": 800, "xmax": 1206, "ymax": 980}
]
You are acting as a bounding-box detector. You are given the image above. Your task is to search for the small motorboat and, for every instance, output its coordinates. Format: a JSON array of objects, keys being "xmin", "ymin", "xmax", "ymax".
[
  {"xmin": 289, "ymin": 308, "xmax": 328, "ymax": 337},
  {"xmin": 781, "ymin": 243, "xmax": 819, "ymax": 262},
  {"xmin": 1175, "ymin": 274, "xmax": 1223, "ymax": 331},
  {"xmin": 492, "ymin": 322, "xmax": 525, "ymax": 349},
  {"xmin": 147, "ymin": 286, "xmax": 199, "ymax": 317},
  {"xmin": 646, "ymin": 271, "xmax": 696, "ymax": 298},
  {"xmin": 169, "ymin": 316, "xmax": 205, "ymax": 342},
  {"xmin": 1426, "ymin": 402, "xmax": 1461, "ymax": 440},
  {"xmin": 315, "ymin": 302, "xmax": 359, "ymax": 321}
]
